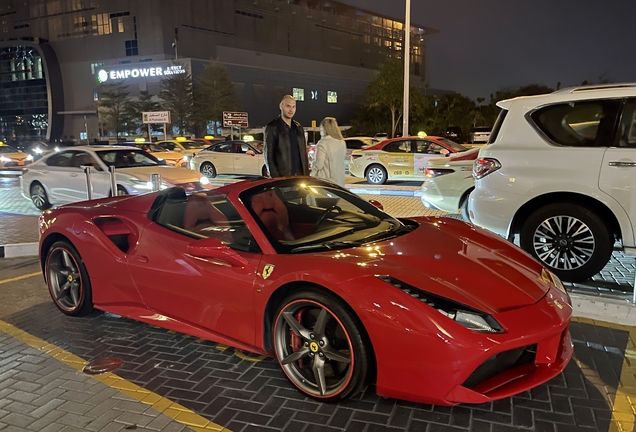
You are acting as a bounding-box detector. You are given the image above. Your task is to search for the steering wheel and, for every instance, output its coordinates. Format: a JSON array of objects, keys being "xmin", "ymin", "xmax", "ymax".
[{"xmin": 315, "ymin": 205, "xmax": 343, "ymax": 228}]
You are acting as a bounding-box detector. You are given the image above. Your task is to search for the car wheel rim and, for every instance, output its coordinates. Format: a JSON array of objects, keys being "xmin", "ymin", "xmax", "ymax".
[
  {"xmin": 274, "ymin": 299, "xmax": 353, "ymax": 398},
  {"xmin": 368, "ymin": 168, "xmax": 383, "ymax": 183},
  {"xmin": 532, "ymin": 215, "xmax": 595, "ymax": 271},
  {"xmin": 47, "ymin": 248, "xmax": 82, "ymax": 312},
  {"xmin": 31, "ymin": 185, "xmax": 46, "ymax": 207},
  {"xmin": 202, "ymin": 164, "xmax": 216, "ymax": 178}
]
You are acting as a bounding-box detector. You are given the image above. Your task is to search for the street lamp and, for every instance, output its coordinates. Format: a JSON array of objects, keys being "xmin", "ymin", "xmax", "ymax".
[{"xmin": 402, "ymin": 0, "xmax": 411, "ymax": 137}]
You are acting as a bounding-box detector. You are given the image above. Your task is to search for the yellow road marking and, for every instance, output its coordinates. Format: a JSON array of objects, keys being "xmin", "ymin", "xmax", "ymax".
[
  {"xmin": 0, "ymin": 271, "xmax": 41, "ymax": 285},
  {"xmin": 0, "ymin": 320, "xmax": 230, "ymax": 432},
  {"xmin": 573, "ymin": 317, "xmax": 636, "ymax": 432}
]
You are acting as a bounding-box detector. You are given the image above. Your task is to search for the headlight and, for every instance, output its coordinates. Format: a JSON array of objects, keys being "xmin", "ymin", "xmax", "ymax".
[
  {"xmin": 33, "ymin": 147, "xmax": 44, "ymax": 154},
  {"xmin": 26, "ymin": 154, "xmax": 33, "ymax": 161},
  {"xmin": 200, "ymin": 176, "xmax": 210, "ymax": 185},
  {"xmin": 0, "ymin": 156, "xmax": 10, "ymax": 162},
  {"xmin": 376, "ymin": 275, "xmax": 504, "ymax": 333}
]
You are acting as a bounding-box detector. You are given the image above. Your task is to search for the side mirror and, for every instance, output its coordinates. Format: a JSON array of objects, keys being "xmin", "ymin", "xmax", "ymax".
[
  {"xmin": 188, "ymin": 237, "xmax": 248, "ymax": 267},
  {"xmin": 368, "ymin": 199, "xmax": 384, "ymax": 210}
]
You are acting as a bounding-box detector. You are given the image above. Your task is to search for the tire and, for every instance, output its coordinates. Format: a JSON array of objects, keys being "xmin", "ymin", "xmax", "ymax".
[
  {"xmin": 366, "ymin": 164, "xmax": 387, "ymax": 185},
  {"xmin": 519, "ymin": 203, "xmax": 612, "ymax": 283},
  {"xmin": 200, "ymin": 162, "xmax": 217, "ymax": 178},
  {"xmin": 30, "ymin": 182, "xmax": 51, "ymax": 210},
  {"xmin": 273, "ymin": 289, "xmax": 372, "ymax": 402},
  {"xmin": 459, "ymin": 189, "xmax": 473, "ymax": 223},
  {"xmin": 45, "ymin": 240, "xmax": 94, "ymax": 316},
  {"xmin": 110, "ymin": 185, "xmax": 129, "ymax": 197}
]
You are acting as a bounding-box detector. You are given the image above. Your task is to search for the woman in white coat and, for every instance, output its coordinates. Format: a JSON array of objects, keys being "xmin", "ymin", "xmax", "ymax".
[{"xmin": 310, "ymin": 117, "xmax": 346, "ymax": 186}]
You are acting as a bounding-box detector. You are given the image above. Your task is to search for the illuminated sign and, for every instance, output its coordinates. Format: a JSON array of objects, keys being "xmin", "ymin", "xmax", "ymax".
[
  {"xmin": 96, "ymin": 61, "xmax": 188, "ymax": 83},
  {"xmin": 327, "ymin": 91, "xmax": 337, "ymax": 103},
  {"xmin": 143, "ymin": 111, "xmax": 171, "ymax": 124}
]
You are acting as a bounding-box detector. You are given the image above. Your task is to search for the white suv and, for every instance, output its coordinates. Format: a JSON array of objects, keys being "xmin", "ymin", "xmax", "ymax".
[{"xmin": 469, "ymin": 83, "xmax": 636, "ymax": 283}]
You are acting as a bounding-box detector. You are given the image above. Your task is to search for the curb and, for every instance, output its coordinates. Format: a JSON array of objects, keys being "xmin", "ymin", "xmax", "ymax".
[
  {"xmin": 570, "ymin": 293, "xmax": 636, "ymax": 326},
  {"xmin": 0, "ymin": 242, "xmax": 39, "ymax": 259}
]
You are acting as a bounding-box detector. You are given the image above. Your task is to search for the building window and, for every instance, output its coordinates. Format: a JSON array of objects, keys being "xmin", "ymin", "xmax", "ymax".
[
  {"xmin": 125, "ymin": 40, "xmax": 138, "ymax": 56},
  {"xmin": 327, "ymin": 91, "xmax": 337, "ymax": 104},
  {"xmin": 253, "ymin": 84, "xmax": 266, "ymax": 99},
  {"xmin": 90, "ymin": 62, "xmax": 104, "ymax": 74},
  {"xmin": 93, "ymin": 89, "xmax": 98, "ymax": 101},
  {"xmin": 118, "ymin": 60, "xmax": 131, "ymax": 64},
  {"xmin": 74, "ymin": 16, "xmax": 88, "ymax": 29},
  {"xmin": 293, "ymin": 88, "xmax": 304, "ymax": 101},
  {"xmin": 116, "ymin": 17, "xmax": 125, "ymax": 33},
  {"xmin": 91, "ymin": 13, "xmax": 112, "ymax": 35},
  {"xmin": 139, "ymin": 58, "xmax": 152, "ymax": 63},
  {"xmin": 70, "ymin": 0, "xmax": 84, "ymax": 11}
]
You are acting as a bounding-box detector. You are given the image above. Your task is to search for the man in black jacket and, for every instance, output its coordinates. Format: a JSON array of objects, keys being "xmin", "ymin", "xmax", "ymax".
[{"xmin": 264, "ymin": 95, "xmax": 308, "ymax": 177}]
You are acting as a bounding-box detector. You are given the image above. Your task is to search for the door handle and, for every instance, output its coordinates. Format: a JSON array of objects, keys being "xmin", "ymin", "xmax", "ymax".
[
  {"xmin": 136, "ymin": 256, "xmax": 148, "ymax": 263},
  {"xmin": 609, "ymin": 161, "xmax": 636, "ymax": 167}
]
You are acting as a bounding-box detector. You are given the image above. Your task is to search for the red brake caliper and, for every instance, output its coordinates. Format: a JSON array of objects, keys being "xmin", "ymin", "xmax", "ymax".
[{"xmin": 290, "ymin": 309, "xmax": 305, "ymax": 368}]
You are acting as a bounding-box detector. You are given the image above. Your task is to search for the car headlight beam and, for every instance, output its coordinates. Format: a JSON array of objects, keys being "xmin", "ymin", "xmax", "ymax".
[{"xmin": 376, "ymin": 275, "xmax": 504, "ymax": 333}]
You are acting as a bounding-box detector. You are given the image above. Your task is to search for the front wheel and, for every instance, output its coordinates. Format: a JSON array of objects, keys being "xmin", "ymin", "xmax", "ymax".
[
  {"xmin": 519, "ymin": 203, "xmax": 612, "ymax": 283},
  {"xmin": 273, "ymin": 290, "xmax": 371, "ymax": 402},
  {"xmin": 45, "ymin": 240, "xmax": 94, "ymax": 316},
  {"xmin": 366, "ymin": 164, "xmax": 387, "ymax": 185}
]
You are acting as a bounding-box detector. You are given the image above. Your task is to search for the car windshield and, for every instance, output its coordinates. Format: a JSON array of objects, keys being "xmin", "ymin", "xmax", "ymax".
[
  {"xmin": 241, "ymin": 179, "xmax": 413, "ymax": 254},
  {"xmin": 438, "ymin": 139, "xmax": 468, "ymax": 152},
  {"xmin": 0, "ymin": 145, "xmax": 18, "ymax": 153},
  {"xmin": 475, "ymin": 127, "xmax": 491, "ymax": 133},
  {"xmin": 96, "ymin": 149, "xmax": 160, "ymax": 168},
  {"xmin": 178, "ymin": 140, "xmax": 206, "ymax": 150}
]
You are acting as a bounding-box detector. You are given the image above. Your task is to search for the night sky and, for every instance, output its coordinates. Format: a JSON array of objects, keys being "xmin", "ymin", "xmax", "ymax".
[{"xmin": 339, "ymin": 0, "xmax": 636, "ymax": 100}]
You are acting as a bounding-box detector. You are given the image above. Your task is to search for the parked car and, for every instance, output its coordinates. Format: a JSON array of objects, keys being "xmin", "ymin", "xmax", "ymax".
[
  {"xmin": 12, "ymin": 141, "xmax": 53, "ymax": 161},
  {"xmin": 21, "ymin": 146, "xmax": 210, "ymax": 210},
  {"xmin": 470, "ymin": 126, "xmax": 492, "ymax": 143},
  {"xmin": 191, "ymin": 140, "xmax": 266, "ymax": 178},
  {"xmin": 349, "ymin": 136, "xmax": 469, "ymax": 184},
  {"xmin": 470, "ymin": 83, "xmax": 636, "ymax": 282},
  {"xmin": 155, "ymin": 138, "xmax": 208, "ymax": 166},
  {"xmin": 308, "ymin": 136, "xmax": 376, "ymax": 173},
  {"xmin": 445, "ymin": 126, "xmax": 465, "ymax": 143},
  {"xmin": 420, "ymin": 148, "xmax": 480, "ymax": 221},
  {"xmin": 122, "ymin": 142, "xmax": 188, "ymax": 167},
  {"xmin": 39, "ymin": 176, "xmax": 572, "ymax": 405},
  {"xmin": 0, "ymin": 143, "xmax": 32, "ymax": 172}
]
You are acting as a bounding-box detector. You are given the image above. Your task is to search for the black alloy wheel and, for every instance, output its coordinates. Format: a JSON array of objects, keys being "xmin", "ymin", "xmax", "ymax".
[
  {"xmin": 520, "ymin": 203, "xmax": 612, "ymax": 282},
  {"xmin": 273, "ymin": 290, "xmax": 371, "ymax": 402},
  {"xmin": 45, "ymin": 241, "xmax": 94, "ymax": 316}
]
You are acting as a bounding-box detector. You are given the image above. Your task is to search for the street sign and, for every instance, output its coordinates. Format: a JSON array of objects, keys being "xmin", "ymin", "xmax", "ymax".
[
  {"xmin": 223, "ymin": 111, "xmax": 248, "ymax": 127},
  {"xmin": 143, "ymin": 111, "xmax": 171, "ymax": 124}
]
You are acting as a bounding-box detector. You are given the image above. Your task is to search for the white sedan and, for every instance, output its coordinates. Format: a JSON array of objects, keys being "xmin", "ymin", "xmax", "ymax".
[
  {"xmin": 420, "ymin": 148, "xmax": 480, "ymax": 221},
  {"xmin": 191, "ymin": 140, "xmax": 266, "ymax": 177},
  {"xmin": 21, "ymin": 146, "xmax": 210, "ymax": 210}
]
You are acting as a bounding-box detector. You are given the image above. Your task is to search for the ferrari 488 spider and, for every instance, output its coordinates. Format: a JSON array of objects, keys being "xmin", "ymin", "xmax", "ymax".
[{"xmin": 39, "ymin": 176, "xmax": 573, "ymax": 405}]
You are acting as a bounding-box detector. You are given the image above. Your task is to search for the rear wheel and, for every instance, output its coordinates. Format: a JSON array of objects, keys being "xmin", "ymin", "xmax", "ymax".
[
  {"xmin": 30, "ymin": 182, "xmax": 51, "ymax": 210},
  {"xmin": 201, "ymin": 162, "xmax": 217, "ymax": 178},
  {"xmin": 273, "ymin": 289, "xmax": 371, "ymax": 402},
  {"xmin": 366, "ymin": 164, "xmax": 387, "ymax": 185},
  {"xmin": 45, "ymin": 240, "xmax": 94, "ymax": 316},
  {"xmin": 520, "ymin": 203, "xmax": 612, "ymax": 282}
]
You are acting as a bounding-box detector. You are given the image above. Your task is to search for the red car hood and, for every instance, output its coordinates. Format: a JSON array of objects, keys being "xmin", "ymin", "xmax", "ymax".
[{"xmin": 324, "ymin": 217, "xmax": 549, "ymax": 314}]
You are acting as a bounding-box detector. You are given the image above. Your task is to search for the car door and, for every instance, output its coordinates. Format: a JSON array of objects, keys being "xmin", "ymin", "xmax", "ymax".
[
  {"xmin": 414, "ymin": 140, "xmax": 448, "ymax": 178},
  {"xmin": 66, "ymin": 151, "xmax": 110, "ymax": 201},
  {"xmin": 207, "ymin": 142, "xmax": 236, "ymax": 174},
  {"xmin": 379, "ymin": 140, "xmax": 413, "ymax": 179},
  {"xmin": 38, "ymin": 150, "xmax": 81, "ymax": 203},
  {"xmin": 233, "ymin": 142, "xmax": 262, "ymax": 175},
  {"xmin": 127, "ymin": 194, "xmax": 262, "ymax": 343},
  {"xmin": 599, "ymin": 98, "xmax": 636, "ymax": 246}
]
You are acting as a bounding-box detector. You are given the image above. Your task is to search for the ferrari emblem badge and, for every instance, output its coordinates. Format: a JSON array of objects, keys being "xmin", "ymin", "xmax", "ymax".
[
  {"xmin": 262, "ymin": 264, "xmax": 275, "ymax": 280},
  {"xmin": 309, "ymin": 341, "xmax": 319, "ymax": 353}
]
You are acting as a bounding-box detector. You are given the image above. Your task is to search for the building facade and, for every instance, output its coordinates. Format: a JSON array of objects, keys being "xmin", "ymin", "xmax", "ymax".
[{"xmin": 0, "ymin": 0, "xmax": 437, "ymax": 142}]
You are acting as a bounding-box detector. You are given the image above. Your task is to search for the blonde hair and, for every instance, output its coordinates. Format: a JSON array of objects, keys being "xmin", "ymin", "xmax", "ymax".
[{"xmin": 320, "ymin": 117, "xmax": 344, "ymax": 140}]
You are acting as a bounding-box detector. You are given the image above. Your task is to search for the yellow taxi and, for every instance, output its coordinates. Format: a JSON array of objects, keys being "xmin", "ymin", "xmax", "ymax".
[
  {"xmin": 0, "ymin": 142, "xmax": 33, "ymax": 172},
  {"xmin": 122, "ymin": 140, "xmax": 188, "ymax": 167},
  {"xmin": 155, "ymin": 137, "xmax": 208, "ymax": 167},
  {"xmin": 349, "ymin": 136, "xmax": 469, "ymax": 184}
]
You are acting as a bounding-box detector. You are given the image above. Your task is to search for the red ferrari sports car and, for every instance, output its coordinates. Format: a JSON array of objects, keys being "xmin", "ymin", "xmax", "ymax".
[{"xmin": 39, "ymin": 176, "xmax": 573, "ymax": 405}]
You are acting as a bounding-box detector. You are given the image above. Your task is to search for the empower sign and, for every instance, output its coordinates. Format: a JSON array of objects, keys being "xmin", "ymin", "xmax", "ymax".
[{"xmin": 96, "ymin": 61, "xmax": 188, "ymax": 84}]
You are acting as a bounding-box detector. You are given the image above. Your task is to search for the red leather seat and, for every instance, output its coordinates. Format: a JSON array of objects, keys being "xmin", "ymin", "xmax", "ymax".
[
  {"xmin": 251, "ymin": 190, "xmax": 294, "ymax": 241},
  {"xmin": 183, "ymin": 193, "xmax": 230, "ymax": 238}
]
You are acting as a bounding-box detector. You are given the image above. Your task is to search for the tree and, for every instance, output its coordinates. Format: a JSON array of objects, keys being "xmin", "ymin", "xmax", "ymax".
[
  {"xmin": 127, "ymin": 90, "xmax": 160, "ymax": 137},
  {"xmin": 193, "ymin": 61, "xmax": 242, "ymax": 135},
  {"xmin": 96, "ymin": 82, "xmax": 132, "ymax": 138},
  {"xmin": 365, "ymin": 58, "xmax": 410, "ymax": 138},
  {"xmin": 159, "ymin": 64, "xmax": 194, "ymax": 135}
]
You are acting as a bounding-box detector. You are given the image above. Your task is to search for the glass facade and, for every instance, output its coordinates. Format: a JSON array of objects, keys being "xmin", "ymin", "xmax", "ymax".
[{"xmin": 0, "ymin": 46, "xmax": 48, "ymax": 141}]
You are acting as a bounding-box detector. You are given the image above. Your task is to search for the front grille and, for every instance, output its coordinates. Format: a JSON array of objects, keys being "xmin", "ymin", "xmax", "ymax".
[{"xmin": 462, "ymin": 344, "xmax": 536, "ymax": 389}]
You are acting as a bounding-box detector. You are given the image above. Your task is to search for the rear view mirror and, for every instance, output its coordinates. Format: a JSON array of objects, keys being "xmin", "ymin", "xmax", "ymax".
[{"xmin": 188, "ymin": 237, "xmax": 248, "ymax": 267}]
